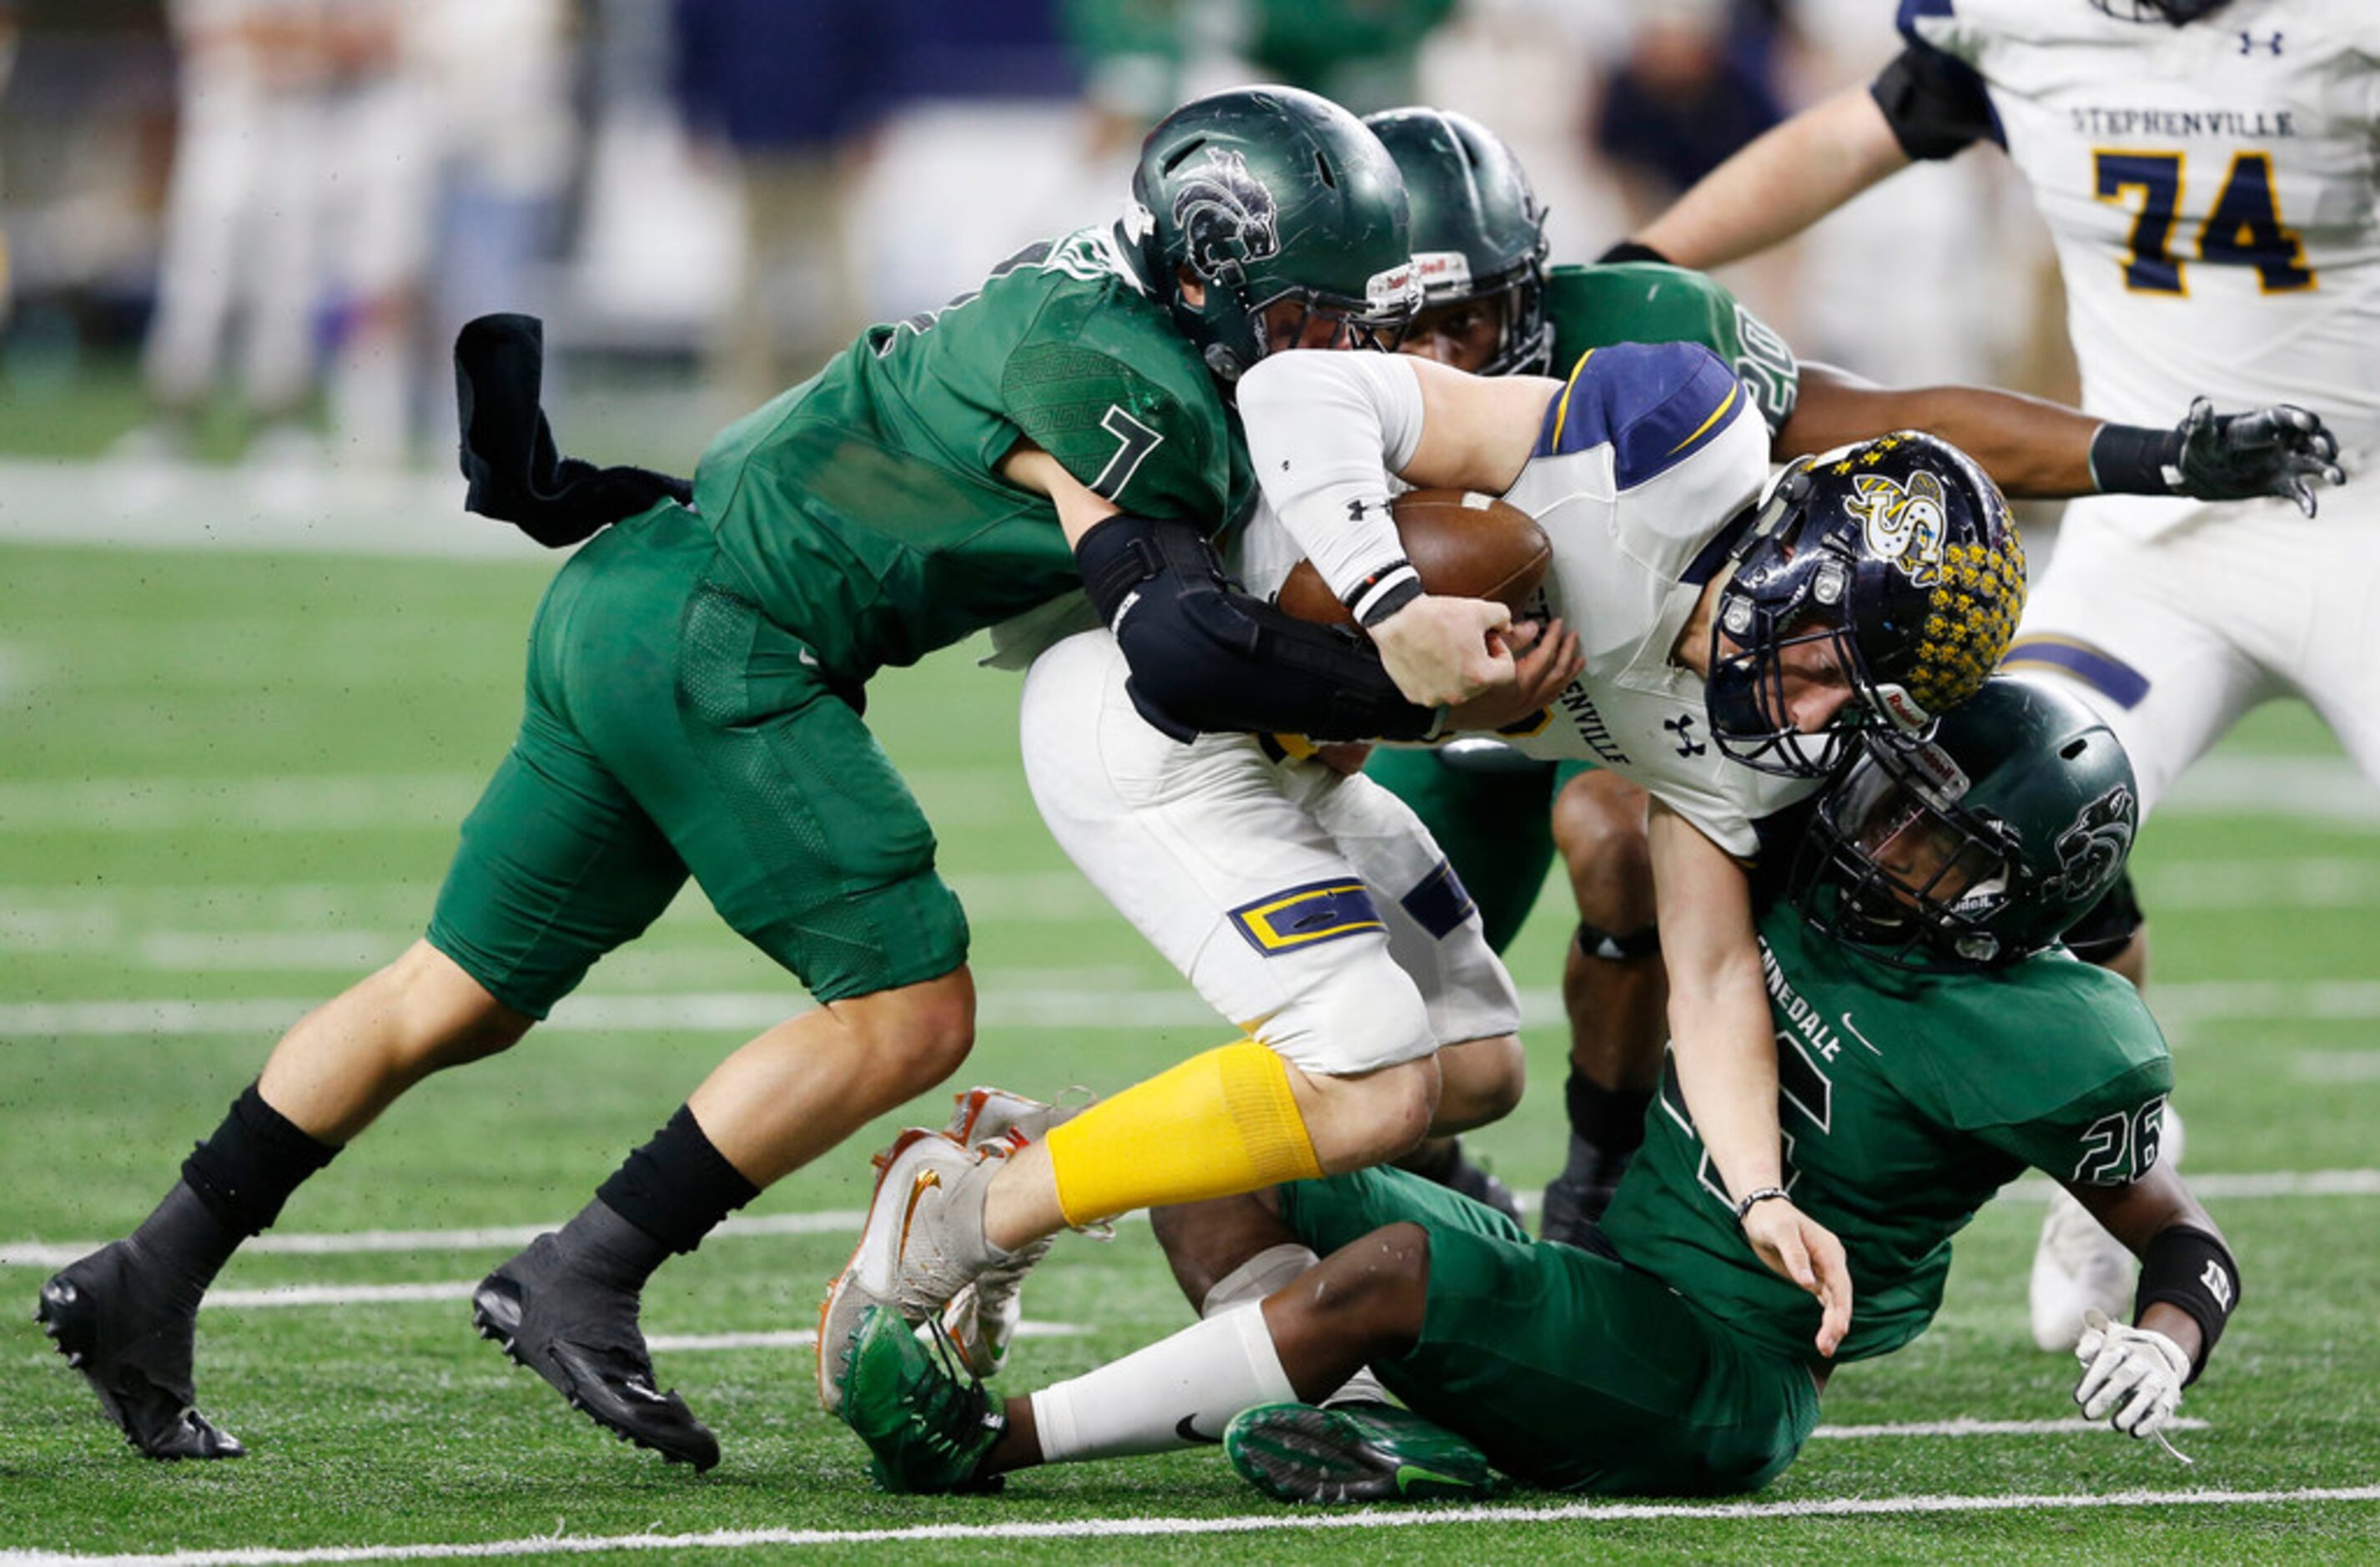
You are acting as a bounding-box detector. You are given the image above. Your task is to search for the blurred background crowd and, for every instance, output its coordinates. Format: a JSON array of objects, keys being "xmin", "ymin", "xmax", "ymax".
[{"xmin": 0, "ymin": 0, "xmax": 2067, "ymax": 497}]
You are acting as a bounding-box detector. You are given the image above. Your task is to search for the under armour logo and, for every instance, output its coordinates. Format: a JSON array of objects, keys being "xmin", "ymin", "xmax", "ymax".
[
  {"xmin": 2201, "ymin": 1259, "xmax": 2235, "ymax": 1311},
  {"xmin": 1347, "ymin": 496, "xmax": 1382, "ymax": 521},
  {"xmin": 2239, "ymin": 29, "xmax": 2282, "ymax": 54},
  {"xmin": 1664, "ymin": 713, "xmax": 1707, "ymax": 757}
]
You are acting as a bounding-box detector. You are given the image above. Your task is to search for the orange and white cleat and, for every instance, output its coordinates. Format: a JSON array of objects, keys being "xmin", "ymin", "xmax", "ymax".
[{"xmin": 818, "ymin": 1129, "xmax": 1005, "ymax": 1417}]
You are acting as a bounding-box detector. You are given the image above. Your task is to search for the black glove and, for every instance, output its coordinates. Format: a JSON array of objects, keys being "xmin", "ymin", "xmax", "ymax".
[
  {"xmin": 2093, "ymin": 397, "xmax": 2346, "ymax": 516},
  {"xmin": 455, "ymin": 314, "xmax": 692, "ymax": 547},
  {"xmin": 2171, "ymin": 396, "xmax": 2345, "ymax": 515}
]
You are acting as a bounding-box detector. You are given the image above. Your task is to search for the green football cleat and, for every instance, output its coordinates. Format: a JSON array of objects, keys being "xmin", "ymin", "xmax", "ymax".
[
  {"xmin": 834, "ymin": 1305, "xmax": 1005, "ymax": 1494},
  {"xmin": 1225, "ymin": 1400, "xmax": 1496, "ymax": 1504}
]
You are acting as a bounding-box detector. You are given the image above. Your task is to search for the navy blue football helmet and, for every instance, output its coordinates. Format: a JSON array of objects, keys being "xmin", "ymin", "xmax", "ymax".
[{"xmin": 1704, "ymin": 431, "xmax": 2025, "ymax": 778}]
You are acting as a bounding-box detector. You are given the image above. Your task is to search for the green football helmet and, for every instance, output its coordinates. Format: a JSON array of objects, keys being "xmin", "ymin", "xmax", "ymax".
[
  {"xmin": 1129, "ymin": 85, "xmax": 1421, "ymax": 386},
  {"xmin": 1364, "ymin": 106, "xmax": 1553, "ymax": 376},
  {"xmin": 1794, "ymin": 674, "xmax": 2139, "ymax": 968}
]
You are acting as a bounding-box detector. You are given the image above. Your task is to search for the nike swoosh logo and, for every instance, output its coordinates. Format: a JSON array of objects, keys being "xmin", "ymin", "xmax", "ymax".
[
  {"xmin": 1840, "ymin": 1011, "xmax": 1884, "ymax": 1056},
  {"xmin": 1175, "ymin": 1414, "xmax": 1220, "ymax": 1446},
  {"xmin": 898, "ymin": 1168, "xmax": 942, "ymax": 1258},
  {"xmin": 1394, "ymin": 1464, "xmax": 1465, "ymax": 1493}
]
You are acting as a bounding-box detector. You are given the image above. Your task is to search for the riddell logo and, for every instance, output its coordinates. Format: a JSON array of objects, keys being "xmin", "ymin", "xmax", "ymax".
[
  {"xmin": 1877, "ymin": 686, "xmax": 1932, "ymax": 736},
  {"xmin": 1411, "ymin": 249, "xmax": 1474, "ymax": 291}
]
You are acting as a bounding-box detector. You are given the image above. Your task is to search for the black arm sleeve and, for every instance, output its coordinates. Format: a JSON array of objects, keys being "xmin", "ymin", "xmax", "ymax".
[
  {"xmin": 1074, "ymin": 513, "xmax": 1439, "ymax": 743},
  {"xmin": 455, "ymin": 314, "xmax": 693, "ymax": 548},
  {"xmin": 1869, "ymin": 41, "xmax": 2000, "ymax": 161}
]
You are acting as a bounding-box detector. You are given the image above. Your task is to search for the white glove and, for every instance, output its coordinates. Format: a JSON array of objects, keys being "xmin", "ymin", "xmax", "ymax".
[{"xmin": 2074, "ymin": 1308, "xmax": 2189, "ymax": 1441}]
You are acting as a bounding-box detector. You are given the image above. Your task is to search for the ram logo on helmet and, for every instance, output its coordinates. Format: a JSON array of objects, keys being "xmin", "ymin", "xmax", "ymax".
[
  {"xmin": 1171, "ymin": 149, "xmax": 1281, "ymax": 281},
  {"xmin": 2045, "ymin": 784, "xmax": 2139, "ymax": 904}
]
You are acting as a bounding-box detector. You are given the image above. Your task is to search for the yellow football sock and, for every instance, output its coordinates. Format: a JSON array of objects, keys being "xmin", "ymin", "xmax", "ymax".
[{"xmin": 1045, "ymin": 1040, "xmax": 1323, "ymax": 1227}]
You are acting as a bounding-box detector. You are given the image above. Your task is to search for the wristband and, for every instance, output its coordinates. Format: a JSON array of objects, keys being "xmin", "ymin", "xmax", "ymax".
[
  {"xmin": 2087, "ymin": 422, "xmax": 2186, "ymax": 496},
  {"xmin": 2135, "ymin": 1223, "xmax": 2239, "ymax": 1384},
  {"xmin": 1733, "ymin": 1186, "xmax": 1791, "ymax": 1226},
  {"xmin": 1347, "ymin": 562, "xmax": 1422, "ymax": 627}
]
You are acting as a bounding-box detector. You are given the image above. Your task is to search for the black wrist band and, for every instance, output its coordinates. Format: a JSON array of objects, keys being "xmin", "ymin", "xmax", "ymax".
[
  {"xmin": 1733, "ymin": 1185, "xmax": 1791, "ymax": 1225},
  {"xmin": 1351, "ymin": 571, "xmax": 1418, "ymax": 623},
  {"xmin": 2088, "ymin": 422, "xmax": 2186, "ymax": 496},
  {"xmin": 2135, "ymin": 1223, "xmax": 2239, "ymax": 1384}
]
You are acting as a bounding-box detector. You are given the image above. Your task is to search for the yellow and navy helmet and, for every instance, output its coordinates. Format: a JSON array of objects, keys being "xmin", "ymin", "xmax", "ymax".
[
  {"xmin": 1794, "ymin": 675, "xmax": 2138, "ymax": 968},
  {"xmin": 1705, "ymin": 431, "xmax": 2025, "ymax": 778}
]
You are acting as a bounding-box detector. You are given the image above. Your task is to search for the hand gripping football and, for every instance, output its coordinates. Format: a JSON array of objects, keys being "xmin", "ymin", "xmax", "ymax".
[{"xmin": 1276, "ymin": 489, "xmax": 1552, "ymax": 628}]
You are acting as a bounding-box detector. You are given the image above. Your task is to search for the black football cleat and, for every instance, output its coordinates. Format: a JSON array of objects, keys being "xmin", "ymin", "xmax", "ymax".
[
  {"xmin": 37, "ymin": 1242, "xmax": 245, "ymax": 1460},
  {"xmin": 472, "ymin": 1233, "xmax": 720, "ymax": 1473},
  {"xmin": 1539, "ymin": 1130, "xmax": 1633, "ymax": 1249}
]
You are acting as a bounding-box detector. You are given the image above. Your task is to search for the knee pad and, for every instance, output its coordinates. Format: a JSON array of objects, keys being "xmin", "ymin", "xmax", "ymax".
[{"xmin": 1577, "ymin": 920, "xmax": 1662, "ymax": 963}]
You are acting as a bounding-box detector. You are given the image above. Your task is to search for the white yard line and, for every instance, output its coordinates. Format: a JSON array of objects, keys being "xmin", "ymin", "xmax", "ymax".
[
  {"xmin": 0, "ymin": 1212, "xmax": 864, "ymax": 1271},
  {"xmin": 7, "ymin": 1168, "xmax": 2373, "ymax": 1271},
  {"xmin": 4, "ymin": 1484, "xmax": 2376, "ymax": 1565},
  {"xmin": 1807, "ymin": 1416, "xmax": 2206, "ymax": 1440},
  {"xmin": 13, "ymin": 974, "xmax": 2380, "ymax": 1043}
]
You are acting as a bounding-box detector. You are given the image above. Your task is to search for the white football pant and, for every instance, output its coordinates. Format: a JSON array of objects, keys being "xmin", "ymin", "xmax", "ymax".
[{"xmin": 1020, "ymin": 628, "xmax": 1519, "ymax": 1078}]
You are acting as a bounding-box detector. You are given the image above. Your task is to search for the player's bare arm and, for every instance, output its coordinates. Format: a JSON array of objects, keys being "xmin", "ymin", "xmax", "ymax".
[
  {"xmin": 1396, "ymin": 355, "xmax": 1567, "ymax": 495},
  {"xmin": 1632, "ymin": 87, "xmax": 1913, "ymax": 272},
  {"xmin": 1001, "ymin": 440, "xmax": 1119, "ymax": 548},
  {"xmin": 1778, "ymin": 364, "xmax": 2347, "ymax": 511},
  {"xmin": 2059, "ymin": 1163, "xmax": 2241, "ymax": 1445},
  {"xmin": 1648, "ymin": 799, "xmax": 1851, "ymax": 1357}
]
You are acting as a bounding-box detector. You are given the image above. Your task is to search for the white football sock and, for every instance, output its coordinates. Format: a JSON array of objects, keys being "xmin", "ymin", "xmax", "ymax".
[
  {"xmin": 1199, "ymin": 1241, "xmax": 1392, "ymax": 1408},
  {"xmin": 1030, "ymin": 1302, "xmax": 1294, "ymax": 1463}
]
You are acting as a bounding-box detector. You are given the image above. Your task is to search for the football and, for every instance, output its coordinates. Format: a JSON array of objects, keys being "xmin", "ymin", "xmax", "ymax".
[{"xmin": 1275, "ymin": 488, "xmax": 1552, "ymax": 629}]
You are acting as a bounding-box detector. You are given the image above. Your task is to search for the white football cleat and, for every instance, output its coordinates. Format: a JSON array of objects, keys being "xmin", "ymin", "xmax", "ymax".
[
  {"xmin": 945, "ymin": 1085, "xmax": 1069, "ymax": 1150},
  {"xmin": 2030, "ymin": 1108, "xmax": 2186, "ymax": 1353},
  {"xmin": 817, "ymin": 1129, "xmax": 1004, "ymax": 1416},
  {"xmin": 935, "ymin": 1086, "xmax": 1094, "ymax": 1377}
]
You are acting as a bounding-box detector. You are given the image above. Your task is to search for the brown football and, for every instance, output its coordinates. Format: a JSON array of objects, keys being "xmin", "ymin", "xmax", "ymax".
[{"xmin": 1275, "ymin": 488, "xmax": 1552, "ymax": 628}]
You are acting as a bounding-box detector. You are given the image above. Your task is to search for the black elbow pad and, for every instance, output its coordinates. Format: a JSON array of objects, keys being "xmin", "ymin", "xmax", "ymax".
[{"xmin": 1074, "ymin": 513, "xmax": 1437, "ymax": 743}]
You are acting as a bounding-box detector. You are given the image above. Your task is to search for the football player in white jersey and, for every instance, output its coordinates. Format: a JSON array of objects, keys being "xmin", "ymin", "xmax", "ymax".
[
  {"xmin": 1616, "ymin": 0, "xmax": 2366, "ymax": 1349},
  {"xmin": 823, "ymin": 340, "xmax": 2032, "ymax": 1395}
]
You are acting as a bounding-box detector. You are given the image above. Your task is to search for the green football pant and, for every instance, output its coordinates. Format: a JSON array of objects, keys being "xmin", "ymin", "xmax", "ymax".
[
  {"xmin": 1276, "ymin": 1165, "xmax": 1819, "ymax": 1495},
  {"xmin": 427, "ymin": 501, "xmax": 969, "ymax": 1015}
]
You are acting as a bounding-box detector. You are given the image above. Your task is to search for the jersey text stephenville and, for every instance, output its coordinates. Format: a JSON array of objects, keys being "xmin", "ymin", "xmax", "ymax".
[{"xmin": 2067, "ymin": 106, "xmax": 2298, "ymax": 140}]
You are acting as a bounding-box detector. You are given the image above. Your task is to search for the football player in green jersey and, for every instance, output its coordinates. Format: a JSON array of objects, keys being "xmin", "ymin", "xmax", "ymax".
[
  {"xmin": 37, "ymin": 87, "xmax": 1540, "ymax": 1472},
  {"xmin": 1351, "ymin": 106, "xmax": 2341, "ymax": 1244},
  {"xmin": 834, "ymin": 676, "xmax": 2243, "ymax": 1502}
]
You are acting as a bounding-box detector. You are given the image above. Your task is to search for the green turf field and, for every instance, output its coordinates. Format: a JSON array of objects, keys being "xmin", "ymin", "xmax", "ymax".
[{"xmin": 4, "ymin": 537, "xmax": 2378, "ymax": 1564}]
